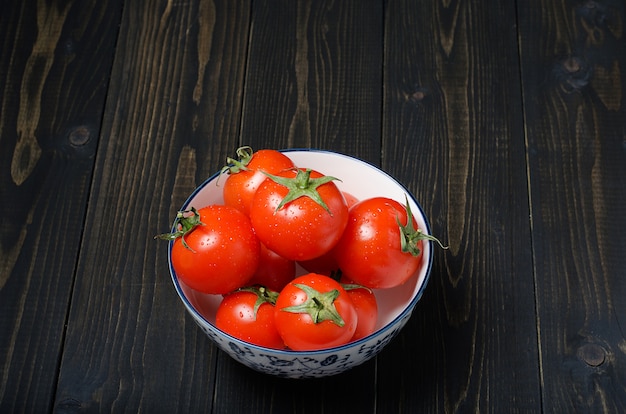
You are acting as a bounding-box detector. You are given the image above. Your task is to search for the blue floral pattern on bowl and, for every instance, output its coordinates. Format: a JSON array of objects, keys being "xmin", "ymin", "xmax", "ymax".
[{"xmin": 189, "ymin": 303, "xmax": 412, "ymax": 378}]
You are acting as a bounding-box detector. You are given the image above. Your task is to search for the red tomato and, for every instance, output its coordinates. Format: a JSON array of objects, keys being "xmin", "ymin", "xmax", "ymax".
[
  {"xmin": 247, "ymin": 243, "xmax": 296, "ymax": 292},
  {"xmin": 274, "ymin": 273, "xmax": 357, "ymax": 351},
  {"xmin": 165, "ymin": 205, "xmax": 261, "ymax": 294},
  {"xmin": 250, "ymin": 168, "xmax": 349, "ymax": 261},
  {"xmin": 298, "ymin": 250, "xmax": 339, "ymax": 276},
  {"xmin": 297, "ymin": 191, "xmax": 358, "ymax": 275},
  {"xmin": 216, "ymin": 287, "xmax": 285, "ymax": 349},
  {"xmin": 334, "ymin": 197, "xmax": 428, "ymax": 289},
  {"xmin": 341, "ymin": 280, "xmax": 378, "ymax": 341},
  {"xmin": 222, "ymin": 147, "xmax": 295, "ymax": 216},
  {"xmin": 342, "ymin": 191, "xmax": 360, "ymax": 208}
]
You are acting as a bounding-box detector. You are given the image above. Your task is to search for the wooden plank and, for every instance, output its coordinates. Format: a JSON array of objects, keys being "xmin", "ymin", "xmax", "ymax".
[
  {"xmin": 517, "ymin": 0, "xmax": 626, "ymax": 411},
  {"xmin": 53, "ymin": 1, "xmax": 252, "ymax": 411},
  {"xmin": 213, "ymin": 358, "xmax": 377, "ymax": 413},
  {"xmin": 240, "ymin": 0, "xmax": 383, "ymax": 165},
  {"xmin": 378, "ymin": 0, "xmax": 542, "ymax": 411},
  {"xmin": 212, "ymin": 0, "xmax": 383, "ymax": 412},
  {"xmin": 0, "ymin": 1, "xmax": 122, "ymax": 411}
]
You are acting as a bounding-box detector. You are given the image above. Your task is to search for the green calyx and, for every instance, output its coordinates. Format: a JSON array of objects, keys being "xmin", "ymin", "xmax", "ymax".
[
  {"xmin": 154, "ymin": 207, "xmax": 204, "ymax": 251},
  {"xmin": 330, "ymin": 269, "xmax": 373, "ymax": 294},
  {"xmin": 397, "ymin": 195, "xmax": 448, "ymax": 256},
  {"xmin": 262, "ymin": 168, "xmax": 340, "ymax": 214},
  {"xmin": 281, "ymin": 283, "xmax": 345, "ymax": 327},
  {"xmin": 237, "ymin": 286, "xmax": 280, "ymax": 318},
  {"xmin": 341, "ymin": 283, "xmax": 373, "ymax": 294},
  {"xmin": 330, "ymin": 269, "xmax": 374, "ymax": 293},
  {"xmin": 220, "ymin": 146, "xmax": 254, "ymax": 176}
]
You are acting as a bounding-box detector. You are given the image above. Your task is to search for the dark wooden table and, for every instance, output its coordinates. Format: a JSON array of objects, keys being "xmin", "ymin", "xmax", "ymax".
[{"xmin": 2, "ymin": 0, "xmax": 625, "ymax": 412}]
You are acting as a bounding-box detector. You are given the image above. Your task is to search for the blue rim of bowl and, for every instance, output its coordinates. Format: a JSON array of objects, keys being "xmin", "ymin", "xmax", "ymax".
[{"xmin": 167, "ymin": 148, "xmax": 434, "ymax": 356}]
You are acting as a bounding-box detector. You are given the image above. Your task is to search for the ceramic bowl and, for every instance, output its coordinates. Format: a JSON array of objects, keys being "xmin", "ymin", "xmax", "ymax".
[{"xmin": 168, "ymin": 149, "xmax": 433, "ymax": 378}]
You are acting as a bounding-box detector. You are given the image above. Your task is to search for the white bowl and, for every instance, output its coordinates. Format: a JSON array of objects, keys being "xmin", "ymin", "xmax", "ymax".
[{"xmin": 168, "ymin": 149, "xmax": 433, "ymax": 378}]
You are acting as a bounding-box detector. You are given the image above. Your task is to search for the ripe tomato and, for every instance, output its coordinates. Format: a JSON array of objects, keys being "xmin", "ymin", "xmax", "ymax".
[
  {"xmin": 222, "ymin": 147, "xmax": 295, "ymax": 216},
  {"xmin": 297, "ymin": 252, "xmax": 338, "ymax": 276},
  {"xmin": 250, "ymin": 168, "xmax": 349, "ymax": 261},
  {"xmin": 163, "ymin": 205, "xmax": 261, "ymax": 294},
  {"xmin": 341, "ymin": 279, "xmax": 378, "ymax": 341},
  {"xmin": 216, "ymin": 287, "xmax": 285, "ymax": 349},
  {"xmin": 297, "ymin": 190, "xmax": 359, "ymax": 274},
  {"xmin": 342, "ymin": 191, "xmax": 360, "ymax": 208},
  {"xmin": 274, "ymin": 273, "xmax": 357, "ymax": 351},
  {"xmin": 334, "ymin": 197, "xmax": 432, "ymax": 289},
  {"xmin": 247, "ymin": 243, "xmax": 296, "ymax": 292}
]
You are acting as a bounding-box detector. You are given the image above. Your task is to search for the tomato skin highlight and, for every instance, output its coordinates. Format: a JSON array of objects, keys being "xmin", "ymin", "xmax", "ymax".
[
  {"xmin": 274, "ymin": 273, "xmax": 357, "ymax": 351},
  {"xmin": 216, "ymin": 290, "xmax": 285, "ymax": 349},
  {"xmin": 170, "ymin": 205, "xmax": 261, "ymax": 294},
  {"xmin": 247, "ymin": 243, "xmax": 296, "ymax": 292},
  {"xmin": 250, "ymin": 169, "xmax": 349, "ymax": 261},
  {"xmin": 334, "ymin": 197, "xmax": 424, "ymax": 289},
  {"xmin": 223, "ymin": 149, "xmax": 295, "ymax": 216}
]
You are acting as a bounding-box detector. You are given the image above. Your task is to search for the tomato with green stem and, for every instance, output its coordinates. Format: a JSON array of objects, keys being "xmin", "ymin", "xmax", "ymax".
[
  {"xmin": 250, "ymin": 168, "xmax": 349, "ymax": 261},
  {"xmin": 221, "ymin": 146, "xmax": 295, "ymax": 216},
  {"xmin": 216, "ymin": 286, "xmax": 285, "ymax": 349},
  {"xmin": 156, "ymin": 205, "xmax": 261, "ymax": 294},
  {"xmin": 274, "ymin": 273, "xmax": 357, "ymax": 351},
  {"xmin": 334, "ymin": 196, "xmax": 445, "ymax": 289}
]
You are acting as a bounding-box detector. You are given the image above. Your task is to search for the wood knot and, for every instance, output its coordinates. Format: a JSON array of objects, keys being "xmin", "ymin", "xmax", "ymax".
[
  {"xmin": 577, "ymin": 343, "xmax": 607, "ymax": 367},
  {"xmin": 563, "ymin": 57, "xmax": 582, "ymax": 73},
  {"xmin": 411, "ymin": 90, "xmax": 426, "ymax": 101},
  {"xmin": 68, "ymin": 126, "xmax": 91, "ymax": 147},
  {"xmin": 56, "ymin": 397, "xmax": 83, "ymax": 411},
  {"xmin": 554, "ymin": 56, "xmax": 592, "ymax": 92},
  {"xmin": 578, "ymin": 1, "xmax": 607, "ymax": 26},
  {"xmin": 403, "ymin": 87, "xmax": 428, "ymax": 104}
]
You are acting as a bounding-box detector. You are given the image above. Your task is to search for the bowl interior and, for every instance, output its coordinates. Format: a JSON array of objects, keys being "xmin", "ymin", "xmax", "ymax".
[{"xmin": 171, "ymin": 149, "xmax": 432, "ymax": 343}]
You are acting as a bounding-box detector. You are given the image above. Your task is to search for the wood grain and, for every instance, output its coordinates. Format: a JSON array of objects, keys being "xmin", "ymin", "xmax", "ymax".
[
  {"xmin": 378, "ymin": 0, "xmax": 542, "ymax": 411},
  {"xmin": 0, "ymin": 1, "xmax": 121, "ymax": 412},
  {"xmin": 53, "ymin": 0, "xmax": 251, "ymax": 411},
  {"xmin": 240, "ymin": 0, "xmax": 383, "ymax": 165},
  {"xmin": 518, "ymin": 0, "xmax": 626, "ymax": 411}
]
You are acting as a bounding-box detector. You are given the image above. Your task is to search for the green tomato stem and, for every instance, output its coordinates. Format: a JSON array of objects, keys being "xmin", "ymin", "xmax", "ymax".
[
  {"xmin": 216, "ymin": 146, "xmax": 255, "ymax": 186},
  {"xmin": 262, "ymin": 168, "xmax": 341, "ymax": 215},
  {"xmin": 397, "ymin": 195, "xmax": 448, "ymax": 256},
  {"xmin": 237, "ymin": 285, "xmax": 280, "ymax": 318},
  {"xmin": 280, "ymin": 283, "xmax": 345, "ymax": 327},
  {"xmin": 154, "ymin": 207, "xmax": 205, "ymax": 251}
]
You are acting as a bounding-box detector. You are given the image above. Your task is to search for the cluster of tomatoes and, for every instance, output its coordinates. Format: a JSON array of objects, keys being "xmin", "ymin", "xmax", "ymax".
[{"xmin": 158, "ymin": 147, "xmax": 440, "ymax": 351}]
